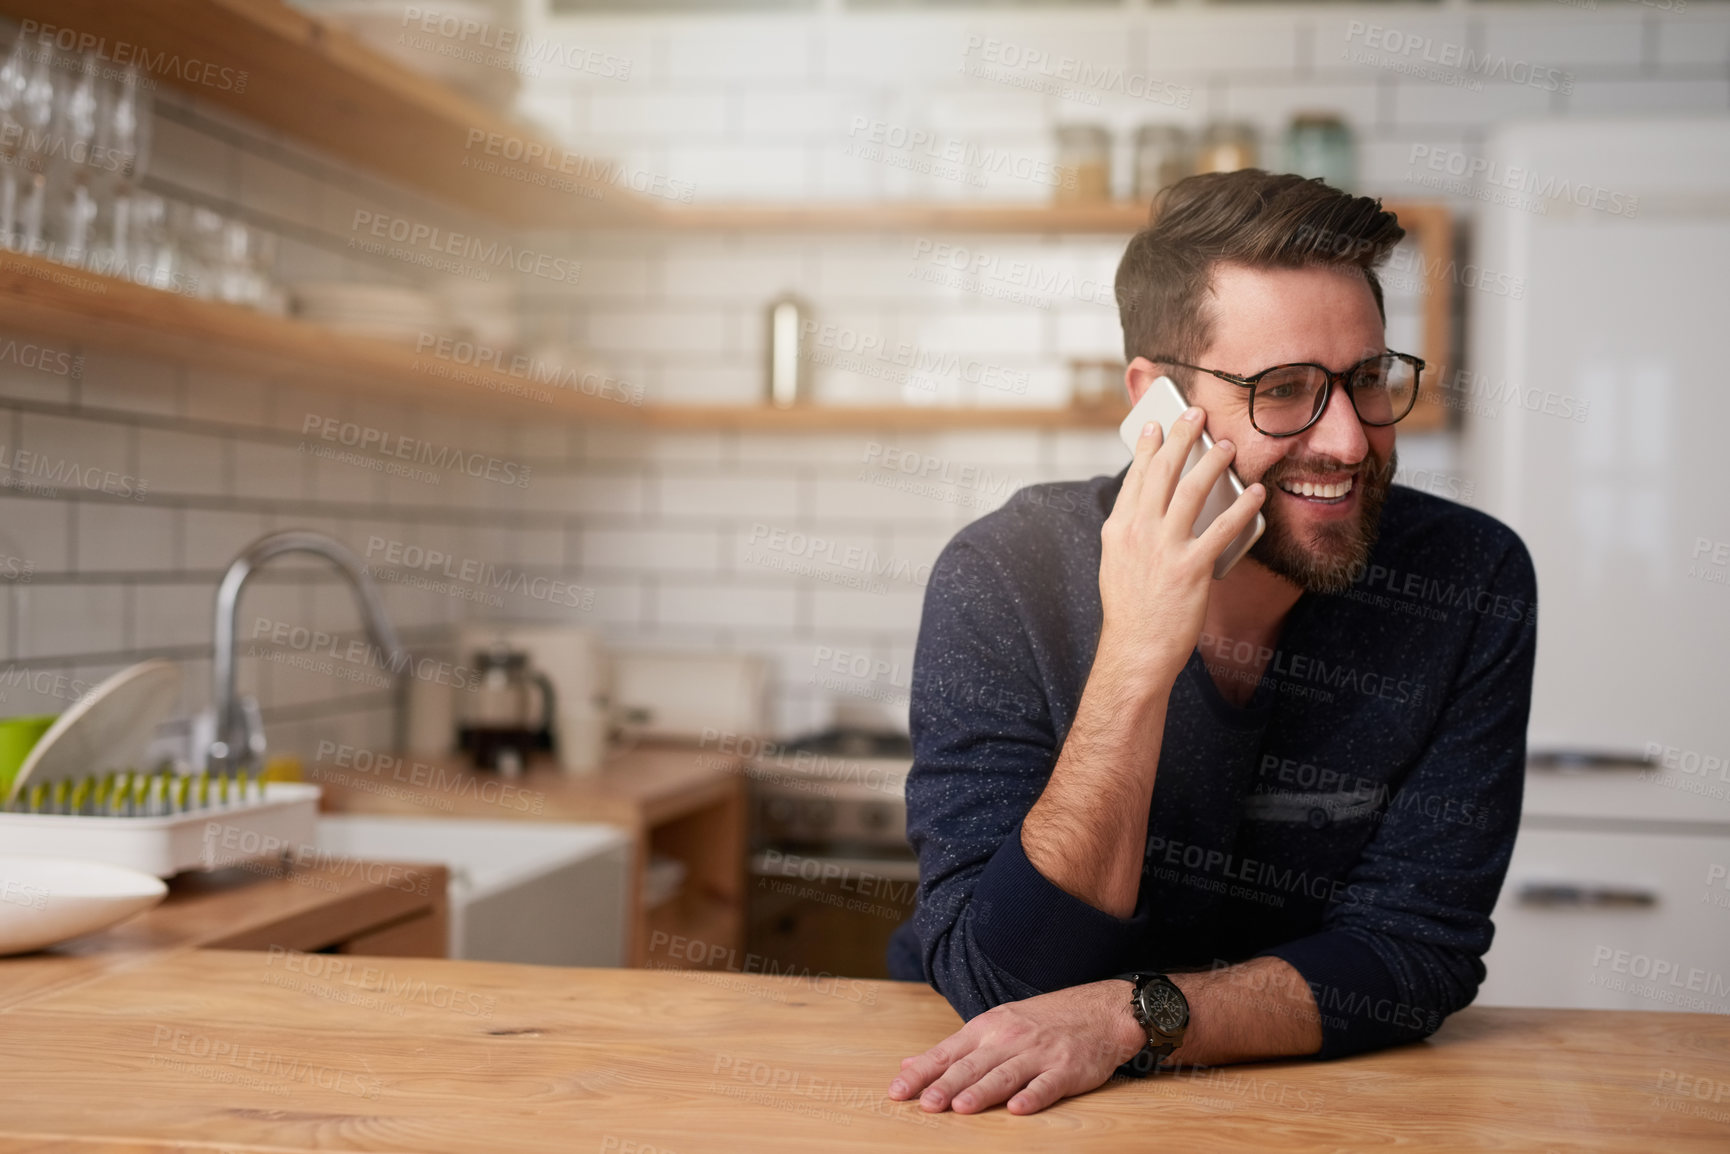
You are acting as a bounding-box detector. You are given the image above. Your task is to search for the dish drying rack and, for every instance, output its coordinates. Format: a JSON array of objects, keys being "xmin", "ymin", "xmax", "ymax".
[
  {"xmin": 5, "ymin": 767, "xmax": 269, "ymax": 817},
  {"xmin": 0, "ymin": 768, "xmax": 321, "ymax": 878}
]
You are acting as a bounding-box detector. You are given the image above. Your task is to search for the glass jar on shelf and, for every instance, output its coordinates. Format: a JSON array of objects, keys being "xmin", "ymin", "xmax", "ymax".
[
  {"xmin": 1069, "ymin": 358, "xmax": 1124, "ymax": 411},
  {"xmin": 1133, "ymin": 125, "xmax": 1194, "ymax": 201},
  {"xmin": 1054, "ymin": 124, "xmax": 1112, "ymax": 204},
  {"xmin": 1284, "ymin": 112, "xmax": 1355, "ymax": 192},
  {"xmin": 1195, "ymin": 121, "xmax": 1258, "ymax": 175}
]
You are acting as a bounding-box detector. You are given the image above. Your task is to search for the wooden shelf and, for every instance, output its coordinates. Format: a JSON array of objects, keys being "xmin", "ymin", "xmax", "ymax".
[
  {"xmin": 0, "ymin": 0, "xmax": 654, "ymax": 229},
  {"xmin": 2, "ymin": 240, "xmax": 1446, "ymax": 433},
  {"xmin": 645, "ymin": 402, "xmax": 1126, "ymax": 431},
  {"xmin": 1390, "ymin": 199, "xmax": 1454, "ymax": 432},
  {"xmin": 0, "ymin": 249, "xmax": 631, "ymax": 421},
  {"xmin": 656, "ymin": 201, "xmax": 1156, "ymax": 234},
  {"xmin": 0, "ymin": 249, "xmax": 1126, "ymax": 428}
]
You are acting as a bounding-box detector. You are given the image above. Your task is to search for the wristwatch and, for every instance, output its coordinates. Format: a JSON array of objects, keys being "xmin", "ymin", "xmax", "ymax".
[{"xmin": 1114, "ymin": 971, "xmax": 1189, "ymax": 1075}]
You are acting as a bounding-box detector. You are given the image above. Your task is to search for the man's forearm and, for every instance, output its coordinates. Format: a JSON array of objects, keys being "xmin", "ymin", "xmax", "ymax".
[
  {"xmin": 1165, "ymin": 956, "xmax": 1323, "ymax": 1065},
  {"xmin": 1019, "ymin": 654, "xmax": 1173, "ymax": 919}
]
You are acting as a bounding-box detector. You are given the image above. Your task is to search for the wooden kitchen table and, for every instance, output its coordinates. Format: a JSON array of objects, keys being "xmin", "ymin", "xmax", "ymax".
[{"xmin": 0, "ymin": 950, "xmax": 1726, "ymax": 1153}]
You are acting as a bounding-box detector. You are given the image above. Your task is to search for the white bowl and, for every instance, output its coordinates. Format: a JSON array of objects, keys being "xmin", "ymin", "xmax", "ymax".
[{"xmin": 0, "ymin": 857, "xmax": 168, "ymax": 955}]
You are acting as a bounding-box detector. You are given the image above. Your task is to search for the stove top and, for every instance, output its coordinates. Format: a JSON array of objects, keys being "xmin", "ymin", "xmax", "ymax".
[
  {"xmin": 748, "ymin": 727, "xmax": 912, "ymax": 851},
  {"xmin": 778, "ymin": 727, "xmax": 912, "ymax": 760}
]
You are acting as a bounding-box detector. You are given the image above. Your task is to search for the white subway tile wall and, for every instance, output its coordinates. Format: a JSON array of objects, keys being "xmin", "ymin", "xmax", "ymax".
[
  {"xmin": 503, "ymin": 5, "xmax": 1717, "ymax": 732},
  {"xmin": 0, "ymin": 63, "xmax": 567, "ymax": 754},
  {"xmin": 2, "ymin": 7, "xmax": 1721, "ymax": 746}
]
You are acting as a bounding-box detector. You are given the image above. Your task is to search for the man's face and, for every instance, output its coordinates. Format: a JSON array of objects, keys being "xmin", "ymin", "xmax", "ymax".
[{"xmin": 1163, "ymin": 262, "xmax": 1397, "ymax": 595}]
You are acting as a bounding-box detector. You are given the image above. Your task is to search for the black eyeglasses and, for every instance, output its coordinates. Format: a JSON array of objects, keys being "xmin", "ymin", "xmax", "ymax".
[{"xmin": 1151, "ymin": 351, "xmax": 1425, "ymax": 437}]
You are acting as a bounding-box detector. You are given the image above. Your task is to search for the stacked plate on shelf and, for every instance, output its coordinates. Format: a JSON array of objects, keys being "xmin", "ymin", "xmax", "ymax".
[
  {"xmin": 437, "ymin": 279, "xmax": 518, "ymax": 350},
  {"xmin": 291, "ymin": 282, "xmax": 454, "ymax": 346},
  {"xmin": 286, "ymin": 0, "xmax": 524, "ymax": 112}
]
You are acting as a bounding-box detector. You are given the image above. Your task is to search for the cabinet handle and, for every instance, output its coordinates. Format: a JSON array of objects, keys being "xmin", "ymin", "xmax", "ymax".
[
  {"xmin": 1516, "ymin": 882, "xmax": 1659, "ymax": 908},
  {"xmin": 749, "ymin": 853, "xmax": 921, "ymax": 883},
  {"xmin": 1527, "ymin": 751, "xmax": 1651, "ymax": 771}
]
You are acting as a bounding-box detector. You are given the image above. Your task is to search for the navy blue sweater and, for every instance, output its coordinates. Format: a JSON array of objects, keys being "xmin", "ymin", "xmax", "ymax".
[{"xmin": 886, "ymin": 469, "xmax": 1538, "ymax": 1059}]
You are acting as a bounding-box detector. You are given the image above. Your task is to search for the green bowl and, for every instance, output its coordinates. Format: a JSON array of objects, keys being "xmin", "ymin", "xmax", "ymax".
[{"xmin": 0, "ymin": 714, "xmax": 58, "ymax": 796}]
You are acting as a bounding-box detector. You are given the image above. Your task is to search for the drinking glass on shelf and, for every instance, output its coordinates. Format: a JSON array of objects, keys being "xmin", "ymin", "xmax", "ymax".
[
  {"xmin": 0, "ymin": 33, "xmax": 32, "ymax": 250},
  {"xmin": 215, "ymin": 218, "xmax": 278, "ymax": 308},
  {"xmin": 53, "ymin": 180, "xmax": 97, "ymax": 266},
  {"xmin": 59, "ymin": 52, "xmax": 99, "ymax": 151},
  {"xmin": 179, "ymin": 203, "xmax": 225, "ymax": 300},
  {"xmin": 94, "ymin": 60, "xmax": 149, "ymax": 181},
  {"xmin": 49, "ymin": 52, "xmax": 102, "ymax": 267},
  {"xmin": 84, "ymin": 61, "xmax": 152, "ymax": 279},
  {"xmin": 14, "ymin": 36, "xmax": 56, "ymax": 254},
  {"xmin": 86, "ymin": 180, "xmax": 130, "ymax": 276},
  {"xmin": 133, "ymin": 192, "xmax": 183, "ymax": 293}
]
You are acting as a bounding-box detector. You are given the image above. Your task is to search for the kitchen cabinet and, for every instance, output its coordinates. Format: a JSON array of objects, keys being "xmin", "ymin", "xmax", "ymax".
[
  {"xmin": 1478, "ymin": 763, "xmax": 1730, "ymax": 1012},
  {"xmin": 1484, "ymin": 825, "xmax": 1729, "ymax": 1012},
  {"xmin": 0, "ymin": 854, "xmax": 449, "ymax": 1013},
  {"xmin": 314, "ymin": 743, "xmax": 746, "ymax": 970}
]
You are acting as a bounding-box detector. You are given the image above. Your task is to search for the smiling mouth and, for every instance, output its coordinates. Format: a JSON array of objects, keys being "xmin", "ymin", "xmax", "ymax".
[{"xmin": 1276, "ymin": 477, "xmax": 1355, "ymax": 503}]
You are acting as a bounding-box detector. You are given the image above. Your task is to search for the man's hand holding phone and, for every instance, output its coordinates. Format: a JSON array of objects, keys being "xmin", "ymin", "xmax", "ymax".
[{"xmin": 1096, "ymin": 404, "xmax": 1267, "ymax": 690}]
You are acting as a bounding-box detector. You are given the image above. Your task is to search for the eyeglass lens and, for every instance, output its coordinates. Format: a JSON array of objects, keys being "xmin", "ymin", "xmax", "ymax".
[{"xmin": 1251, "ymin": 355, "xmax": 1417, "ymax": 434}]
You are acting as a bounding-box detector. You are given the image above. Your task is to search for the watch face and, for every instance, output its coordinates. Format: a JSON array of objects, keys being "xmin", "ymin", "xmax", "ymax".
[{"xmin": 1144, "ymin": 981, "xmax": 1189, "ymax": 1034}]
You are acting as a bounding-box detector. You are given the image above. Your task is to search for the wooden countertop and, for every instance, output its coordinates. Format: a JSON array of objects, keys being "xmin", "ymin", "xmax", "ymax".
[
  {"xmin": 0, "ymin": 858, "xmax": 448, "ymax": 1015},
  {"xmin": 1, "ymin": 951, "xmax": 1726, "ymax": 1152},
  {"xmin": 311, "ymin": 742, "xmax": 741, "ymax": 829}
]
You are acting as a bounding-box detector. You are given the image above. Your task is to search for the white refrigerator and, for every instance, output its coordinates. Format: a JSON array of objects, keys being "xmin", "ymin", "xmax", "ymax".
[{"xmin": 1465, "ymin": 117, "xmax": 1730, "ymax": 1009}]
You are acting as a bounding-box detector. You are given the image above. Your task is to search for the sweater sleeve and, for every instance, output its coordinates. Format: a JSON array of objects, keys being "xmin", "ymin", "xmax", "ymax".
[
  {"xmin": 1260, "ymin": 536, "xmax": 1539, "ymax": 1058},
  {"xmin": 904, "ymin": 538, "xmax": 1149, "ymax": 1021}
]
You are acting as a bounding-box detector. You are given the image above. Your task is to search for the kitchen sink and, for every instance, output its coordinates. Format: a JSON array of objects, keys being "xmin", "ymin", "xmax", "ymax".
[{"xmin": 316, "ymin": 815, "xmax": 630, "ymax": 967}]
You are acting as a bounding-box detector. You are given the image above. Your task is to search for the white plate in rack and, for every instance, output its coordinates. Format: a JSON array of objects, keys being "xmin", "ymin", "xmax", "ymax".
[{"xmin": 6, "ymin": 660, "xmax": 182, "ymax": 804}]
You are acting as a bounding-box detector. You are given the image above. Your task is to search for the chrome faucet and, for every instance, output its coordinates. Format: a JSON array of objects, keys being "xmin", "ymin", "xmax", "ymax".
[{"xmin": 207, "ymin": 530, "xmax": 408, "ymax": 774}]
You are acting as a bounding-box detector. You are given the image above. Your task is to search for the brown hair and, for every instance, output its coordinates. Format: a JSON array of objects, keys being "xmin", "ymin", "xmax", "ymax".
[{"xmin": 1114, "ymin": 170, "xmax": 1405, "ymax": 369}]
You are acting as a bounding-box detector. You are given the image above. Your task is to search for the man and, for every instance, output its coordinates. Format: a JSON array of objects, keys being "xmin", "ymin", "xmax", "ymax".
[{"xmin": 884, "ymin": 169, "xmax": 1537, "ymax": 1117}]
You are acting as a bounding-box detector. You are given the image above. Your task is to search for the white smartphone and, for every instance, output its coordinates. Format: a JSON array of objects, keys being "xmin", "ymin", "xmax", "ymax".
[{"xmin": 1118, "ymin": 375, "xmax": 1266, "ymax": 580}]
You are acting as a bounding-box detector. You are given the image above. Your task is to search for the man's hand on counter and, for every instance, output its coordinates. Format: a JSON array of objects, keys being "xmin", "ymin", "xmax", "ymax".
[{"xmin": 886, "ymin": 980, "xmax": 1145, "ymax": 1115}]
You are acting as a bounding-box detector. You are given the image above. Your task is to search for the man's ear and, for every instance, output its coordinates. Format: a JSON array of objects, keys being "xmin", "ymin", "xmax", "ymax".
[{"xmin": 1124, "ymin": 357, "xmax": 1170, "ymax": 406}]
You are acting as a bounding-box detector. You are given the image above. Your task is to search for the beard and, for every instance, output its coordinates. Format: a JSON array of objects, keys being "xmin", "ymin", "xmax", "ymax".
[{"xmin": 1245, "ymin": 445, "xmax": 1396, "ymax": 595}]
